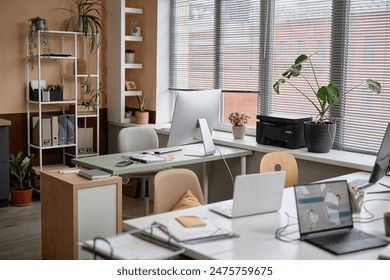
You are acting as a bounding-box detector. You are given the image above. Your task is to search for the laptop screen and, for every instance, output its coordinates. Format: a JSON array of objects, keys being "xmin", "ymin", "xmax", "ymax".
[{"xmin": 294, "ymin": 180, "xmax": 353, "ymax": 235}]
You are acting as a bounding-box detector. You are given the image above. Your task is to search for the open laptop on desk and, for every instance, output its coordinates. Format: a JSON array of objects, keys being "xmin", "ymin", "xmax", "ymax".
[
  {"xmin": 294, "ymin": 180, "xmax": 389, "ymax": 255},
  {"xmin": 349, "ymin": 122, "xmax": 390, "ymax": 190},
  {"xmin": 209, "ymin": 171, "xmax": 286, "ymax": 218}
]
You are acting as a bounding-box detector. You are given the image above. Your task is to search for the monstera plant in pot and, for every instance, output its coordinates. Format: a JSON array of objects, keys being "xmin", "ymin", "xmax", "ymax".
[
  {"xmin": 9, "ymin": 152, "xmax": 34, "ymax": 206},
  {"xmin": 273, "ymin": 53, "xmax": 381, "ymax": 153}
]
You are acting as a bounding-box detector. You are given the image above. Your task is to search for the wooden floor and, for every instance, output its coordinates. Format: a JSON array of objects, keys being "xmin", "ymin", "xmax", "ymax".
[{"xmin": 0, "ymin": 194, "xmax": 152, "ymax": 260}]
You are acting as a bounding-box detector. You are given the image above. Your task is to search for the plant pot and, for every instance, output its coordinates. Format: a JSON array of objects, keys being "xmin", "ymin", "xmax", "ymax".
[
  {"xmin": 34, "ymin": 19, "xmax": 46, "ymax": 31},
  {"xmin": 125, "ymin": 53, "xmax": 135, "ymax": 63},
  {"xmin": 131, "ymin": 27, "xmax": 141, "ymax": 36},
  {"xmin": 10, "ymin": 188, "xmax": 33, "ymax": 206},
  {"xmin": 232, "ymin": 125, "xmax": 246, "ymax": 139},
  {"xmin": 304, "ymin": 121, "xmax": 336, "ymax": 153},
  {"xmin": 72, "ymin": 16, "xmax": 84, "ymax": 32},
  {"xmin": 135, "ymin": 111, "xmax": 149, "ymax": 124}
]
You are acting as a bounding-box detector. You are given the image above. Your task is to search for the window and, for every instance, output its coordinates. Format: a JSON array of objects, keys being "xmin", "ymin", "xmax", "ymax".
[{"xmin": 170, "ymin": 0, "xmax": 390, "ymax": 154}]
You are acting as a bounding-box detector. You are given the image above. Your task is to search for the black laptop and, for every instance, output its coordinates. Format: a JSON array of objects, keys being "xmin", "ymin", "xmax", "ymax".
[{"xmin": 294, "ymin": 180, "xmax": 389, "ymax": 255}]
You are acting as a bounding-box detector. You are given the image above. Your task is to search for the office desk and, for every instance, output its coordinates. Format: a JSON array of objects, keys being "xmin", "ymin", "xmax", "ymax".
[
  {"xmin": 123, "ymin": 171, "xmax": 390, "ymax": 259},
  {"xmin": 72, "ymin": 144, "xmax": 252, "ymax": 202}
]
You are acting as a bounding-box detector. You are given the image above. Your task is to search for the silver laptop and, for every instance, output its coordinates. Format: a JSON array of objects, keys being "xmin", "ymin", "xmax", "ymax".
[
  {"xmin": 295, "ymin": 180, "xmax": 389, "ymax": 255},
  {"xmin": 209, "ymin": 171, "xmax": 286, "ymax": 218}
]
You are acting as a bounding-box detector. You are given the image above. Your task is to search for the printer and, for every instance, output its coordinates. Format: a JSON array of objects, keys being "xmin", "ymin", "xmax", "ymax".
[{"xmin": 256, "ymin": 113, "xmax": 312, "ymax": 149}]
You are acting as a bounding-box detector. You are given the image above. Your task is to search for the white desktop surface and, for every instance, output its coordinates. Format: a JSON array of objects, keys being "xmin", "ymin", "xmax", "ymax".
[{"xmin": 123, "ymin": 171, "xmax": 390, "ymax": 260}]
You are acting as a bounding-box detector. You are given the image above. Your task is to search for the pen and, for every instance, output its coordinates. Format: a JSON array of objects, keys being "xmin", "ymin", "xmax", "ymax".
[
  {"xmin": 367, "ymin": 190, "xmax": 390, "ymax": 194},
  {"xmin": 379, "ymin": 182, "xmax": 390, "ymax": 189}
]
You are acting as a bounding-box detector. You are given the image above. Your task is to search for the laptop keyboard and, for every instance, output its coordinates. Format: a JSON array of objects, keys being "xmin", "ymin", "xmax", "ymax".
[{"xmin": 309, "ymin": 230, "xmax": 373, "ymax": 246}]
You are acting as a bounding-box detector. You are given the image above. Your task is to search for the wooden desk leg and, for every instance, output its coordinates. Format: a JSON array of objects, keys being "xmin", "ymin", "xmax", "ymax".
[
  {"xmin": 203, "ymin": 162, "xmax": 208, "ymax": 203},
  {"xmin": 240, "ymin": 156, "xmax": 247, "ymax": 175}
]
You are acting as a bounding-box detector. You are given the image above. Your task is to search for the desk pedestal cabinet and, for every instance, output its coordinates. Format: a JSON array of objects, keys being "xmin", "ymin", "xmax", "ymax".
[
  {"xmin": 41, "ymin": 169, "xmax": 122, "ymax": 260},
  {"xmin": 0, "ymin": 119, "xmax": 11, "ymax": 207}
]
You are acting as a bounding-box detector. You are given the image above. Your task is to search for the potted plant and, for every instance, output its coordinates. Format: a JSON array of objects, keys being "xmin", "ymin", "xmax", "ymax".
[
  {"xmin": 228, "ymin": 112, "xmax": 250, "ymax": 139},
  {"xmin": 125, "ymin": 49, "xmax": 135, "ymax": 63},
  {"xmin": 135, "ymin": 95, "xmax": 148, "ymax": 124},
  {"xmin": 130, "ymin": 20, "xmax": 141, "ymax": 36},
  {"xmin": 81, "ymin": 75, "xmax": 103, "ymax": 113},
  {"xmin": 27, "ymin": 16, "xmax": 50, "ymax": 70},
  {"xmin": 56, "ymin": 0, "xmax": 104, "ymax": 51},
  {"xmin": 273, "ymin": 53, "xmax": 381, "ymax": 153},
  {"xmin": 9, "ymin": 151, "xmax": 34, "ymax": 206}
]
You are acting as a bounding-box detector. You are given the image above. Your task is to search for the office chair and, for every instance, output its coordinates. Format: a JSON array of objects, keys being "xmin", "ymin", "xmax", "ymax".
[
  {"xmin": 153, "ymin": 168, "xmax": 205, "ymax": 214},
  {"xmin": 117, "ymin": 127, "xmax": 159, "ymax": 215},
  {"xmin": 259, "ymin": 151, "xmax": 298, "ymax": 188}
]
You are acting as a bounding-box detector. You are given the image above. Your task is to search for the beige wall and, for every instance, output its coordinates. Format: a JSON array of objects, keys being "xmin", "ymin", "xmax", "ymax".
[
  {"xmin": 0, "ymin": 0, "xmax": 111, "ymax": 114},
  {"xmin": 0, "ymin": 0, "xmax": 159, "ymax": 115}
]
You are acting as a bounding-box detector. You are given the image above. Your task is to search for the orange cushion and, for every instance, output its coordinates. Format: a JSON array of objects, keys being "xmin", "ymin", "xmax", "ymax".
[{"xmin": 170, "ymin": 190, "xmax": 202, "ymax": 211}]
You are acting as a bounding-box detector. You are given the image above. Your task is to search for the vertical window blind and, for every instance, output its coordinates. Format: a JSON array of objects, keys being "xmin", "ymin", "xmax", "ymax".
[
  {"xmin": 339, "ymin": 0, "xmax": 390, "ymax": 153},
  {"xmin": 170, "ymin": 0, "xmax": 390, "ymax": 155}
]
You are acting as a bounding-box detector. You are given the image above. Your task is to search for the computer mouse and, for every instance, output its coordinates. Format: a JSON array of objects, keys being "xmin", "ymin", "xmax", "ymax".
[{"xmin": 142, "ymin": 151, "xmax": 155, "ymax": 155}]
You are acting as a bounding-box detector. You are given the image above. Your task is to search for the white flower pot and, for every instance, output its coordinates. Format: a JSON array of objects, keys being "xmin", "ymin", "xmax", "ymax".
[
  {"xmin": 125, "ymin": 53, "xmax": 135, "ymax": 63},
  {"xmin": 131, "ymin": 27, "xmax": 141, "ymax": 36},
  {"xmin": 232, "ymin": 125, "xmax": 246, "ymax": 139}
]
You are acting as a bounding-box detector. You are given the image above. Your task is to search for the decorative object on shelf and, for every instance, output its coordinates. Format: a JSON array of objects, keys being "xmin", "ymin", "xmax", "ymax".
[
  {"xmin": 228, "ymin": 112, "xmax": 250, "ymax": 139},
  {"xmin": 56, "ymin": 0, "xmax": 104, "ymax": 51},
  {"xmin": 125, "ymin": 49, "xmax": 135, "ymax": 63},
  {"xmin": 130, "ymin": 20, "xmax": 141, "ymax": 36},
  {"xmin": 125, "ymin": 81, "xmax": 136, "ymax": 91},
  {"xmin": 273, "ymin": 53, "xmax": 381, "ymax": 153},
  {"xmin": 135, "ymin": 95, "xmax": 148, "ymax": 124},
  {"xmin": 28, "ymin": 16, "xmax": 50, "ymax": 70},
  {"xmin": 9, "ymin": 151, "xmax": 34, "ymax": 206}
]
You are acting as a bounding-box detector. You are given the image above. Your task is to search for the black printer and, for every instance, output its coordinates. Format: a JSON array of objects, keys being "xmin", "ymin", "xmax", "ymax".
[{"xmin": 256, "ymin": 113, "xmax": 312, "ymax": 149}]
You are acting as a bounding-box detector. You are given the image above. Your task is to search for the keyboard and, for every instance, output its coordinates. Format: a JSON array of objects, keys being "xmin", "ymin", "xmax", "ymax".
[
  {"xmin": 154, "ymin": 146, "xmax": 183, "ymax": 154},
  {"xmin": 309, "ymin": 229, "xmax": 374, "ymax": 246},
  {"xmin": 348, "ymin": 178, "xmax": 372, "ymax": 189}
]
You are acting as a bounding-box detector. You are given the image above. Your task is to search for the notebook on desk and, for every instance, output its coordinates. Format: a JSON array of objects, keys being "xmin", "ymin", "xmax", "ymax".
[
  {"xmin": 294, "ymin": 180, "xmax": 389, "ymax": 255},
  {"xmin": 209, "ymin": 171, "xmax": 286, "ymax": 218}
]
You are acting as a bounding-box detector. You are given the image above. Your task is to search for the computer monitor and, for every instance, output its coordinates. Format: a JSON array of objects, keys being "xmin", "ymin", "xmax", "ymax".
[
  {"xmin": 167, "ymin": 89, "xmax": 221, "ymax": 156},
  {"xmin": 369, "ymin": 122, "xmax": 390, "ymax": 183},
  {"xmin": 353, "ymin": 122, "xmax": 390, "ymax": 189}
]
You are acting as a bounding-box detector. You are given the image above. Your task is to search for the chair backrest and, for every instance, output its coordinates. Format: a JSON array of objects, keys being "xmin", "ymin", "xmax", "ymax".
[
  {"xmin": 259, "ymin": 151, "xmax": 298, "ymax": 188},
  {"xmin": 117, "ymin": 127, "xmax": 159, "ymax": 153},
  {"xmin": 153, "ymin": 168, "xmax": 205, "ymax": 214}
]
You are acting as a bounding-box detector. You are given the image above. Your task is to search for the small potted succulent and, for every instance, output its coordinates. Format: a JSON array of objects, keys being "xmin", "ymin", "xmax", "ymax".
[
  {"xmin": 9, "ymin": 151, "xmax": 34, "ymax": 206},
  {"xmin": 228, "ymin": 112, "xmax": 250, "ymax": 139},
  {"xmin": 135, "ymin": 95, "xmax": 148, "ymax": 124},
  {"xmin": 125, "ymin": 49, "xmax": 135, "ymax": 63},
  {"xmin": 130, "ymin": 20, "xmax": 141, "ymax": 36}
]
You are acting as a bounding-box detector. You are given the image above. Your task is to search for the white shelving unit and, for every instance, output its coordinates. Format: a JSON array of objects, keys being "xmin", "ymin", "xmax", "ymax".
[
  {"xmin": 108, "ymin": 0, "xmax": 143, "ymax": 123},
  {"xmin": 26, "ymin": 30, "xmax": 100, "ymax": 172}
]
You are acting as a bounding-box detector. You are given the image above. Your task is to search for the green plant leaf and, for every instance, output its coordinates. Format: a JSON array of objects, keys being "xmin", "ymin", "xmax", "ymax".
[
  {"xmin": 294, "ymin": 54, "xmax": 309, "ymax": 65},
  {"xmin": 317, "ymin": 83, "xmax": 340, "ymax": 105},
  {"xmin": 273, "ymin": 78, "xmax": 285, "ymax": 94},
  {"xmin": 282, "ymin": 64, "xmax": 302, "ymax": 79},
  {"xmin": 366, "ymin": 79, "xmax": 381, "ymax": 94}
]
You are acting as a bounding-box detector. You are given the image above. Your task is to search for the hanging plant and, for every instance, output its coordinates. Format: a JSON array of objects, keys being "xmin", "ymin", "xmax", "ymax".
[{"xmin": 28, "ymin": 16, "xmax": 50, "ymax": 70}]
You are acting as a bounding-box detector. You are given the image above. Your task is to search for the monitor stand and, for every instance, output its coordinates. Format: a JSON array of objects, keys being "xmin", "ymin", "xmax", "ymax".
[{"xmin": 185, "ymin": 118, "xmax": 216, "ymax": 157}]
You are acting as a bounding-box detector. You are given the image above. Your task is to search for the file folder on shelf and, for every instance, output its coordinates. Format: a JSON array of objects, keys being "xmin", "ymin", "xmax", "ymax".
[{"xmin": 80, "ymin": 222, "xmax": 184, "ymax": 260}]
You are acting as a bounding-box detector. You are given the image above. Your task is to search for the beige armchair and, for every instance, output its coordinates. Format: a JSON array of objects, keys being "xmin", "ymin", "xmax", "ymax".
[{"xmin": 153, "ymin": 168, "xmax": 205, "ymax": 214}]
